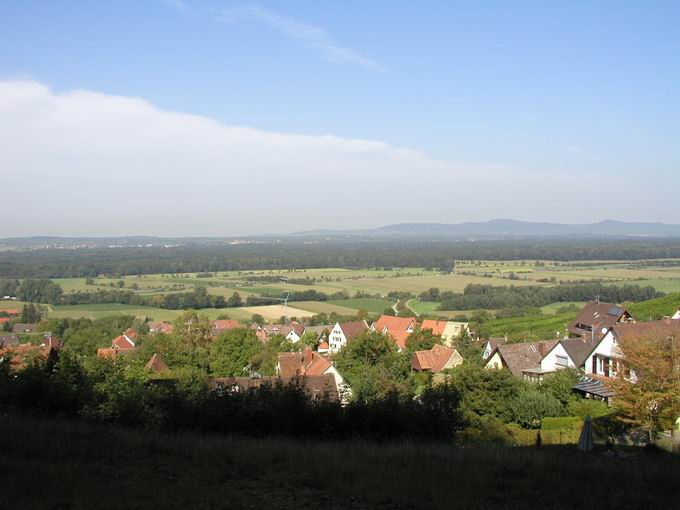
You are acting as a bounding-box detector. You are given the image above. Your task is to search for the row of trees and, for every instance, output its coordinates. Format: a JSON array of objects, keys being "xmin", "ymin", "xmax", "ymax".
[{"xmin": 429, "ymin": 282, "xmax": 661, "ymax": 311}]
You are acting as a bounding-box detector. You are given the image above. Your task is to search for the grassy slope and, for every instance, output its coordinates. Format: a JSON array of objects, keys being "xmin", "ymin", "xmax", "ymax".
[
  {"xmin": 1, "ymin": 413, "xmax": 679, "ymax": 510},
  {"xmin": 627, "ymin": 292, "xmax": 680, "ymax": 320},
  {"xmin": 485, "ymin": 312, "xmax": 577, "ymax": 340}
]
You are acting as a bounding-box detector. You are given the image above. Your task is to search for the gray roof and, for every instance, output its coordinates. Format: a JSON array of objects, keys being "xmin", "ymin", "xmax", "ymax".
[
  {"xmin": 560, "ymin": 337, "xmax": 600, "ymax": 367},
  {"xmin": 495, "ymin": 340, "xmax": 558, "ymax": 376},
  {"xmin": 573, "ymin": 378, "xmax": 616, "ymax": 398}
]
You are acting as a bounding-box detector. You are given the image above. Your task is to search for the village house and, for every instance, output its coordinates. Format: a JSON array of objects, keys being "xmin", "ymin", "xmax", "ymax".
[
  {"xmin": 371, "ymin": 315, "xmax": 416, "ymax": 351},
  {"xmin": 411, "ymin": 344, "xmax": 463, "ymax": 373},
  {"xmin": 481, "ymin": 337, "xmax": 507, "ymax": 360},
  {"xmin": 484, "ymin": 340, "xmax": 558, "ymax": 378},
  {"xmin": 277, "ymin": 348, "xmax": 350, "ymax": 400},
  {"xmin": 255, "ymin": 322, "xmax": 306, "ymax": 343},
  {"xmin": 327, "ymin": 320, "xmax": 368, "ymax": 353},
  {"xmin": 145, "ymin": 353, "xmax": 169, "ymax": 373},
  {"xmin": 208, "ymin": 374, "xmax": 339, "ymax": 402},
  {"xmin": 672, "ymin": 306, "xmax": 680, "ymax": 320},
  {"xmin": 566, "ymin": 301, "xmax": 633, "ymax": 340},
  {"xmin": 211, "ymin": 319, "xmax": 243, "ymax": 336},
  {"xmin": 421, "ymin": 320, "xmax": 472, "ymax": 346},
  {"xmin": 149, "ymin": 321, "xmax": 174, "ymax": 334},
  {"xmin": 583, "ymin": 318, "xmax": 680, "ymax": 379},
  {"xmin": 97, "ymin": 328, "xmax": 139, "ymax": 358},
  {"xmin": 12, "ymin": 323, "xmax": 38, "ymax": 334},
  {"xmin": 0, "ymin": 342, "xmax": 58, "ymax": 370},
  {"xmin": 0, "ymin": 333, "xmax": 20, "ymax": 348}
]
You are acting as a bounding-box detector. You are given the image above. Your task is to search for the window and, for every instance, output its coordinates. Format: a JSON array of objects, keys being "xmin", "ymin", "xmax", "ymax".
[{"xmin": 556, "ymin": 355, "xmax": 568, "ymax": 368}]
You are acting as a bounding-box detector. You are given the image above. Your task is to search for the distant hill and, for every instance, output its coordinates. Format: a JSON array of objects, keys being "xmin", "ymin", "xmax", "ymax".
[
  {"xmin": 4, "ymin": 220, "xmax": 680, "ymax": 250},
  {"xmin": 293, "ymin": 219, "xmax": 680, "ymax": 238}
]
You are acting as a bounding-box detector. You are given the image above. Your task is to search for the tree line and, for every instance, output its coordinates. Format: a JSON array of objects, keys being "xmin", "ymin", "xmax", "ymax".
[
  {"xmin": 5, "ymin": 239, "xmax": 680, "ymax": 278},
  {"xmin": 420, "ymin": 282, "xmax": 662, "ymax": 311},
  {"xmin": 1, "ymin": 278, "xmax": 341, "ymax": 310}
]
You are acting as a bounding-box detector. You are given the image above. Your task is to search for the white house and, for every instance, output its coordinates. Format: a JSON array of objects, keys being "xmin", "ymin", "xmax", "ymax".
[
  {"xmin": 583, "ymin": 319, "xmax": 680, "ymax": 378},
  {"xmin": 672, "ymin": 307, "xmax": 680, "ymax": 320},
  {"xmin": 277, "ymin": 349, "xmax": 352, "ymax": 402},
  {"xmin": 328, "ymin": 320, "xmax": 368, "ymax": 353}
]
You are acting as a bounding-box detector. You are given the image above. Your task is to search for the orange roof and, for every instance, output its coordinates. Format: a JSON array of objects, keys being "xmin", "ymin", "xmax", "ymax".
[
  {"xmin": 212, "ymin": 320, "xmax": 243, "ymax": 332},
  {"xmin": 0, "ymin": 309, "xmax": 18, "ymax": 315},
  {"xmin": 411, "ymin": 344, "xmax": 458, "ymax": 372},
  {"xmin": 373, "ymin": 315, "xmax": 416, "ymax": 333},
  {"xmin": 111, "ymin": 334, "xmax": 135, "ymax": 350},
  {"xmin": 0, "ymin": 343, "xmax": 53, "ymax": 369},
  {"xmin": 388, "ymin": 330, "xmax": 412, "ymax": 351},
  {"xmin": 145, "ymin": 353, "xmax": 169, "ymax": 372},
  {"xmin": 421, "ymin": 320, "xmax": 447, "ymax": 335},
  {"xmin": 318, "ymin": 341, "xmax": 330, "ymax": 350},
  {"xmin": 277, "ymin": 348, "xmax": 332, "ymax": 378},
  {"xmin": 0, "ymin": 318, "xmax": 9, "ymax": 324}
]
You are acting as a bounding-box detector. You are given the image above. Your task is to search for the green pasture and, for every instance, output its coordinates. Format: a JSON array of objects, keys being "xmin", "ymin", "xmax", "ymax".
[{"xmin": 326, "ymin": 298, "xmax": 394, "ymax": 314}]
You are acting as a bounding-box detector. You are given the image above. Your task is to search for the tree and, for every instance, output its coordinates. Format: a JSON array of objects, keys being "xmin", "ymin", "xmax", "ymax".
[
  {"xmin": 226, "ymin": 292, "xmax": 243, "ymax": 308},
  {"xmin": 251, "ymin": 314, "xmax": 265, "ymax": 326},
  {"xmin": 209, "ymin": 329, "xmax": 263, "ymax": 376},
  {"xmin": 611, "ymin": 333, "xmax": 680, "ymax": 432},
  {"xmin": 335, "ymin": 332, "xmax": 411, "ymax": 402},
  {"xmin": 21, "ymin": 303, "xmax": 41, "ymax": 323},
  {"xmin": 356, "ymin": 309, "xmax": 369, "ymax": 321}
]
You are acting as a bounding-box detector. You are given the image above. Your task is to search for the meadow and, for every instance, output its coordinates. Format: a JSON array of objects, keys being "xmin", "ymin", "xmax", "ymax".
[
  {"xmin": 28, "ymin": 259, "xmax": 680, "ymax": 323},
  {"xmin": 1, "ymin": 412, "xmax": 678, "ymax": 510}
]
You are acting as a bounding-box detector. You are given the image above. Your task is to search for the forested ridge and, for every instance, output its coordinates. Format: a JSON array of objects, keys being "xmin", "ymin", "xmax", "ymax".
[{"xmin": 4, "ymin": 238, "xmax": 680, "ymax": 278}]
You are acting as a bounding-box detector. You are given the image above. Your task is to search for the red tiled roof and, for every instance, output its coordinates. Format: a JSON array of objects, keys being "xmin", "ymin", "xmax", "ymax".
[
  {"xmin": 0, "ymin": 318, "xmax": 9, "ymax": 324},
  {"xmin": 0, "ymin": 309, "xmax": 19, "ymax": 315},
  {"xmin": 412, "ymin": 344, "xmax": 460, "ymax": 372},
  {"xmin": 277, "ymin": 348, "xmax": 332, "ymax": 378},
  {"xmin": 112, "ymin": 334, "xmax": 135, "ymax": 350},
  {"xmin": 145, "ymin": 353, "xmax": 169, "ymax": 372},
  {"xmin": 421, "ymin": 320, "xmax": 447, "ymax": 335},
  {"xmin": 373, "ymin": 315, "xmax": 416, "ymax": 333},
  {"xmin": 0, "ymin": 343, "xmax": 54, "ymax": 369},
  {"xmin": 212, "ymin": 320, "xmax": 243, "ymax": 332},
  {"xmin": 388, "ymin": 330, "xmax": 412, "ymax": 351}
]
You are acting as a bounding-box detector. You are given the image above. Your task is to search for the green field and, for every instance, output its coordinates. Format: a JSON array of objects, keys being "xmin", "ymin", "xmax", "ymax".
[
  {"xmin": 30, "ymin": 259, "xmax": 680, "ymax": 323},
  {"xmin": 326, "ymin": 297, "xmax": 395, "ymax": 314},
  {"xmin": 2, "ymin": 412, "xmax": 678, "ymax": 510}
]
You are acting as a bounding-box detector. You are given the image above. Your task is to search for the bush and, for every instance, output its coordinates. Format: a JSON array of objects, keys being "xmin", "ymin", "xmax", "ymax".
[
  {"xmin": 510, "ymin": 390, "xmax": 564, "ymax": 428},
  {"xmin": 567, "ymin": 398, "xmax": 611, "ymax": 419}
]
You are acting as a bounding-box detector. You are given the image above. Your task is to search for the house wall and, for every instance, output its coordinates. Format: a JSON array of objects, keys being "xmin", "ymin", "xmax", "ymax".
[
  {"xmin": 485, "ymin": 351, "xmax": 504, "ymax": 370},
  {"xmin": 443, "ymin": 350, "xmax": 464, "ymax": 370},
  {"xmin": 672, "ymin": 309, "xmax": 680, "ymax": 320},
  {"xmin": 584, "ymin": 331, "xmax": 622, "ymax": 376},
  {"xmin": 328, "ymin": 322, "xmax": 347, "ymax": 353},
  {"xmin": 540, "ymin": 343, "xmax": 575, "ymax": 371},
  {"xmin": 286, "ymin": 331, "xmax": 301, "ymax": 343}
]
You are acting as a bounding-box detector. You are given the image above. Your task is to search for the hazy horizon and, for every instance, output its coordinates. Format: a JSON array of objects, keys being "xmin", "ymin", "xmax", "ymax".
[{"xmin": 2, "ymin": 1, "xmax": 679, "ymax": 237}]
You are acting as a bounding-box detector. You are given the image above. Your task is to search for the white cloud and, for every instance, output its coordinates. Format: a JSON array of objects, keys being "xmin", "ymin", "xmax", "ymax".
[
  {"xmin": 216, "ymin": 5, "xmax": 387, "ymax": 73},
  {"xmin": 0, "ymin": 81, "xmax": 668, "ymax": 236}
]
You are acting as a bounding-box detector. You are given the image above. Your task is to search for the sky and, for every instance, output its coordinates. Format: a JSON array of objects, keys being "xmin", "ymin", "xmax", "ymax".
[{"xmin": 1, "ymin": 0, "xmax": 679, "ymax": 237}]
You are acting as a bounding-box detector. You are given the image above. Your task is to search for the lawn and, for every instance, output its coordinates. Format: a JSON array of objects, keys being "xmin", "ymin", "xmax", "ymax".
[{"xmin": 1, "ymin": 412, "xmax": 679, "ymax": 509}]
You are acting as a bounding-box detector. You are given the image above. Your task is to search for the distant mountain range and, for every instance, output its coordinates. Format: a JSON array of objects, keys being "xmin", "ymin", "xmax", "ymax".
[
  {"xmin": 292, "ymin": 219, "xmax": 680, "ymax": 238},
  {"xmin": 3, "ymin": 220, "xmax": 680, "ymax": 250}
]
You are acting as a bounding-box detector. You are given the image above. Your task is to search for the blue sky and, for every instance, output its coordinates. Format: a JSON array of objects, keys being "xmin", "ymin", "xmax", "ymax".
[{"xmin": 1, "ymin": 1, "xmax": 679, "ymax": 235}]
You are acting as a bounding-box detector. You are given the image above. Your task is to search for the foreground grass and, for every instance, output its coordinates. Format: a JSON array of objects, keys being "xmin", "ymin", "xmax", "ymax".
[{"xmin": 1, "ymin": 413, "xmax": 679, "ymax": 509}]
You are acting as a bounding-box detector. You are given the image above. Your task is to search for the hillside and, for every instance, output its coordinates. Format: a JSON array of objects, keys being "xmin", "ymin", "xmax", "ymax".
[{"xmin": 2, "ymin": 413, "xmax": 679, "ymax": 509}]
